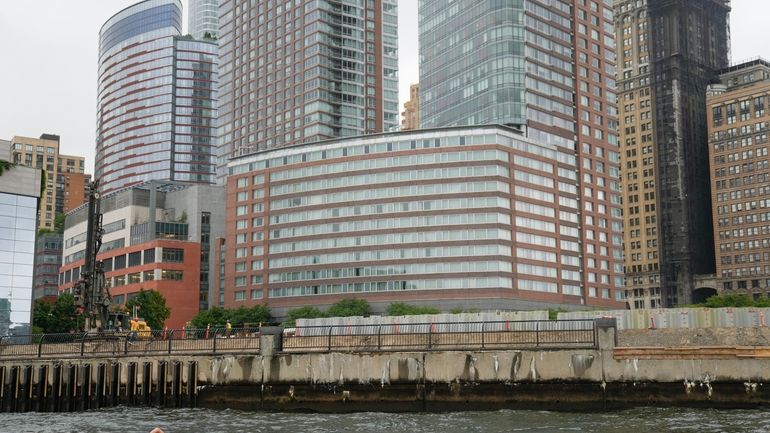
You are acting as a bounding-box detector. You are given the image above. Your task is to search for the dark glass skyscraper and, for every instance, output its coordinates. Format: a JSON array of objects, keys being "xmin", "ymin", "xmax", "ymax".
[
  {"xmin": 96, "ymin": 0, "xmax": 218, "ymax": 194},
  {"xmin": 616, "ymin": 0, "xmax": 730, "ymax": 308}
]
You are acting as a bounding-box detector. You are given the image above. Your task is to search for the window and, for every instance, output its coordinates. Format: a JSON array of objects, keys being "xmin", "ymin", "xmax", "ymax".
[
  {"xmin": 162, "ymin": 248, "xmax": 184, "ymax": 263},
  {"xmin": 114, "ymin": 255, "xmax": 126, "ymax": 270},
  {"xmin": 144, "ymin": 248, "xmax": 155, "ymax": 264},
  {"xmin": 161, "ymin": 270, "xmax": 183, "ymax": 280},
  {"xmin": 143, "ymin": 270, "xmax": 155, "ymax": 281},
  {"xmin": 128, "ymin": 251, "xmax": 142, "ymax": 267},
  {"xmin": 128, "ymin": 273, "xmax": 141, "ymax": 284}
]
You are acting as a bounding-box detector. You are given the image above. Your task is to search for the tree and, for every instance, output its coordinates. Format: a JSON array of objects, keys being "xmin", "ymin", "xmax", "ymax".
[
  {"xmin": 283, "ymin": 305, "xmax": 326, "ymax": 327},
  {"xmin": 702, "ymin": 294, "xmax": 770, "ymax": 308},
  {"xmin": 386, "ymin": 302, "xmax": 440, "ymax": 316},
  {"xmin": 548, "ymin": 308, "xmax": 568, "ymax": 320},
  {"xmin": 54, "ymin": 213, "xmax": 66, "ymax": 234},
  {"xmin": 126, "ymin": 289, "xmax": 171, "ymax": 330},
  {"xmin": 190, "ymin": 306, "xmax": 230, "ymax": 328},
  {"xmin": 326, "ymin": 298, "xmax": 370, "ymax": 317},
  {"xmin": 0, "ymin": 160, "xmax": 14, "ymax": 176},
  {"xmin": 37, "ymin": 228, "xmax": 55, "ymax": 237},
  {"xmin": 32, "ymin": 293, "xmax": 80, "ymax": 333},
  {"xmin": 231, "ymin": 304, "xmax": 271, "ymax": 327},
  {"xmin": 189, "ymin": 304, "xmax": 272, "ymax": 328},
  {"xmin": 282, "ymin": 299, "xmax": 371, "ymax": 326}
]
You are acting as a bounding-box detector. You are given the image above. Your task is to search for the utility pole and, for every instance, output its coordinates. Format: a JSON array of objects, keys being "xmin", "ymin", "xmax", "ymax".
[{"xmin": 73, "ymin": 180, "xmax": 112, "ymax": 331}]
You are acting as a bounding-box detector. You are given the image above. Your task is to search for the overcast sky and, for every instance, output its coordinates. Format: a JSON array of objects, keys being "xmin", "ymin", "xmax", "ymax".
[{"xmin": 0, "ymin": 1, "xmax": 765, "ymax": 174}]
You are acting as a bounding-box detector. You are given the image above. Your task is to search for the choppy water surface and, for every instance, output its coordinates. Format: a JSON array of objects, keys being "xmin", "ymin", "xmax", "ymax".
[{"xmin": 1, "ymin": 407, "xmax": 769, "ymax": 433}]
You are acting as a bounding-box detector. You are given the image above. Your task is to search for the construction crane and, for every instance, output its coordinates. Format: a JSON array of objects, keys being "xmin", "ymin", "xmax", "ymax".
[{"xmin": 73, "ymin": 180, "xmax": 113, "ymax": 331}]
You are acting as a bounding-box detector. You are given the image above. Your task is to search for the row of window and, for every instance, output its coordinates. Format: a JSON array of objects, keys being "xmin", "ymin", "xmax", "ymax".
[
  {"xmin": 268, "ymin": 261, "xmax": 514, "ymax": 283},
  {"xmin": 266, "ymin": 197, "xmax": 510, "ymax": 225},
  {"xmin": 267, "ymin": 277, "xmax": 513, "ymax": 298},
  {"xmin": 717, "ymin": 211, "xmax": 770, "ymax": 228},
  {"xmin": 228, "ymin": 131, "xmax": 567, "ymax": 178},
  {"xmin": 268, "ymin": 181, "xmax": 511, "ymax": 210},
  {"xmin": 268, "ymin": 213, "xmax": 511, "ymax": 240},
  {"xmin": 271, "ymin": 165, "xmax": 510, "ymax": 196},
  {"xmin": 111, "ymin": 269, "xmax": 183, "ymax": 286},
  {"xmin": 720, "ymin": 252, "xmax": 770, "ymax": 265},
  {"xmin": 60, "ymin": 248, "xmax": 184, "ymax": 283},
  {"xmin": 268, "ymin": 245, "xmax": 512, "ymax": 269},
  {"xmin": 716, "ymin": 186, "xmax": 770, "ymax": 202},
  {"xmin": 268, "ymin": 228, "xmax": 511, "ymax": 254}
]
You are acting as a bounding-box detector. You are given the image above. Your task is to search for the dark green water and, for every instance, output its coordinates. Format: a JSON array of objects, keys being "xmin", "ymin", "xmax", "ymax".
[{"xmin": 0, "ymin": 407, "xmax": 768, "ymax": 433}]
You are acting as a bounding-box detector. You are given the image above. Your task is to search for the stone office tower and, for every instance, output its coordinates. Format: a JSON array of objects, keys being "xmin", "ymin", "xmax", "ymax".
[
  {"xmin": 419, "ymin": 0, "xmax": 626, "ymax": 307},
  {"xmin": 615, "ymin": 0, "xmax": 730, "ymax": 308},
  {"xmin": 707, "ymin": 59, "xmax": 770, "ymax": 298},
  {"xmin": 216, "ymin": 0, "xmax": 400, "ymax": 165}
]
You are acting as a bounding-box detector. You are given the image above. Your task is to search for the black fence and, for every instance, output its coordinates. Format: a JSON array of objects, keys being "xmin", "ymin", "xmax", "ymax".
[
  {"xmin": 0, "ymin": 319, "xmax": 599, "ymax": 359},
  {"xmin": 282, "ymin": 319, "xmax": 598, "ymax": 352},
  {"xmin": 0, "ymin": 327, "xmax": 261, "ymax": 360}
]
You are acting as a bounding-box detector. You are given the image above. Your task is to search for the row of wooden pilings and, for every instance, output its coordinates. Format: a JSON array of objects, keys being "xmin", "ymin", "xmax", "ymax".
[{"xmin": 0, "ymin": 360, "xmax": 200, "ymax": 412}]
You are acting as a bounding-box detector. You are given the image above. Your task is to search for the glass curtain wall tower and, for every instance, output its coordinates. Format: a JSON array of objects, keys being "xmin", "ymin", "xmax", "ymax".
[
  {"xmin": 216, "ymin": 0, "xmax": 399, "ymax": 171},
  {"xmin": 189, "ymin": 0, "xmax": 219, "ymax": 39},
  {"xmin": 419, "ymin": 0, "xmax": 625, "ymax": 307},
  {"xmin": 96, "ymin": 0, "xmax": 218, "ymax": 194}
]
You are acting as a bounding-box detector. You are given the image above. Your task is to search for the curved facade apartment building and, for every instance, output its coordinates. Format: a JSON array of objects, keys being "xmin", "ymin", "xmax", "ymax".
[
  {"xmin": 96, "ymin": 0, "xmax": 217, "ymax": 194},
  {"xmin": 223, "ymin": 126, "xmax": 625, "ymax": 317}
]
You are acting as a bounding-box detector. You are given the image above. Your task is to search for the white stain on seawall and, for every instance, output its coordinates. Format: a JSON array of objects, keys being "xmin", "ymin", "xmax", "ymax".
[
  {"xmin": 529, "ymin": 356, "xmax": 537, "ymax": 381},
  {"xmin": 381, "ymin": 359, "xmax": 391, "ymax": 388},
  {"xmin": 744, "ymin": 382, "xmax": 759, "ymax": 393}
]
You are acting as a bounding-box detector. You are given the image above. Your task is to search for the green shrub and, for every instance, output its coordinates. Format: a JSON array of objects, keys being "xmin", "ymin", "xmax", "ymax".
[{"xmin": 386, "ymin": 302, "xmax": 440, "ymax": 316}]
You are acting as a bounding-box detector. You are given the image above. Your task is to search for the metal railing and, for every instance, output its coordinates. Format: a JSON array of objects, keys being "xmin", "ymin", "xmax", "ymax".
[
  {"xmin": 282, "ymin": 319, "xmax": 597, "ymax": 352},
  {"xmin": 0, "ymin": 319, "xmax": 599, "ymax": 359},
  {"xmin": 0, "ymin": 327, "xmax": 261, "ymax": 360}
]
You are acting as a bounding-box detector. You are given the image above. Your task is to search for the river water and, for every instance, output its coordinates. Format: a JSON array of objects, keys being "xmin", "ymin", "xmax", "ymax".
[{"xmin": 0, "ymin": 407, "xmax": 768, "ymax": 433}]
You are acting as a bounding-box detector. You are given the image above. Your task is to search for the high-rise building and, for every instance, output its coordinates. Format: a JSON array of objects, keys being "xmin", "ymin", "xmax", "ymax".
[
  {"xmin": 10, "ymin": 134, "xmax": 87, "ymax": 230},
  {"xmin": 0, "ymin": 139, "xmax": 43, "ymax": 335},
  {"xmin": 33, "ymin": 233, "xmax": 62, "ymax": 301},
  {"xmin": 96, "ymin": 0, "xmax": 218, "ymax": 194},
  {"xmin": 708, "ymin": 59, "xmax": 770, "ymax": 299},
  {"xmin": 59, "ymin": 182, "xmax": 225, "ymax": 327},
  {"xmin": 216, "ymin": 0, "xmax": 399, "ymax": 168},
  {"xmin": 419, "ymin": 0, "xmax": 625, "ymax": 307},
  {"xmin": 62, "ymin": 173, "xmax": 91, "ymax": 214},
  {"xmin": 223, "ymin": 126, "xmax": 611, "ymax": 317},
  {"xmin": 615, "ymin": 0, "xmax": 730, "ymax": 308},
  {"xmin": 189, "ymin": 0, "xmax": 219, "ymax": 40},
  {"xmin": 401, "ymin": 83, "xmax": 420, "ymax": 131}
]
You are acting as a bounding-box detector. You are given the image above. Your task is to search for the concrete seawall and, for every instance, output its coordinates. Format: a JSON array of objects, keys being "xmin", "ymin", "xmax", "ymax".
[{"xmin": 3, "ymin": 322, "xmax": 770, "ymax": 412}]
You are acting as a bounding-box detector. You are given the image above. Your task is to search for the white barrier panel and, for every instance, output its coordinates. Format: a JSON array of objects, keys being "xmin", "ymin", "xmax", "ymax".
[
  {"xmin": 294, "ymin": 311, "xmax": 551, "ymax": 336},
  {"xmin": 557, "ymin": 307, "xmax": 770, "ymax": 330}
]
